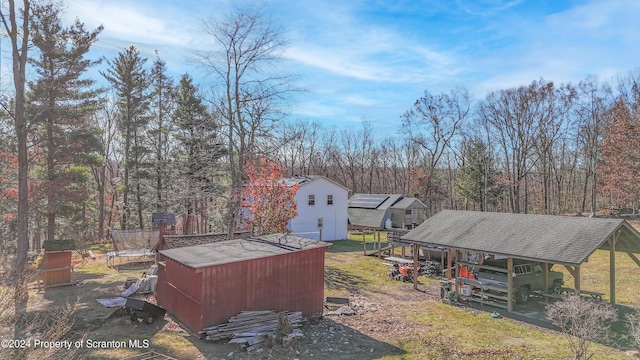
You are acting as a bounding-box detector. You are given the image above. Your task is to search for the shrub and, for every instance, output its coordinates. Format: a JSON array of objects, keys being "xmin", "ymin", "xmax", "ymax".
[{"xmin": 546, "ymin": 294, "xmax": 616, "ymax": 360}]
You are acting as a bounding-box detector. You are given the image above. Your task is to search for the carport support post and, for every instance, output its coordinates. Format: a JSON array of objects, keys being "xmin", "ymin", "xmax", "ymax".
[
  {"xmin": 543, "ymin": 262, "xmax": 549, "ymax": 295},
  {"xmin": 609, "ymin": 232, "xmax": 618, "ymax": 306},
  {"xmin": 447, "ymin": 248, "xmax": 453, "ymax": 279},
  {"xmin": 507, "ymin": 257, "xmax": 513, "ymax": 312},
  {"xmin": 413, "ymin": 244, "xmax": 419, "ymax": 290},
  {"xmin": 363, "ymin": 235, "xmax": 366, "ymax": 255},
  {"xmin": 456, "ymin": 250, "xmax": 463, "ymax": 296}
]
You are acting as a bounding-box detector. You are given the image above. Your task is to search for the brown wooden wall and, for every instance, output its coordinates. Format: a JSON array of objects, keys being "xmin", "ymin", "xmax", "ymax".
[
  {"xmin": 156, "ymin": 261, "xmax": 204, "ymax": 332},
  {"xmin": 43, "ymin": 251, "xmax": 72, "ymax": 286},
  {"xmin": 201, "ymin": 248, "xmax": 326, "ymax": 329},
  {"xmin": 157, "ymin": 247, "xmax": 327, "ymax": 333}
]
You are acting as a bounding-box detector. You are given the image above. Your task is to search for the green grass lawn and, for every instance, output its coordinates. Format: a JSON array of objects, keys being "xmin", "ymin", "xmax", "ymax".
[
  {"xmin": 328, "ymin": 237, "xmax": 638, "ymax": 360},
  {"xmin": 59, "ymin": 235, "xmax": 639, "ymax": 359},
  {"xmin": 555, "ymin": 249, "xmax": 640, "ymax": 305}
]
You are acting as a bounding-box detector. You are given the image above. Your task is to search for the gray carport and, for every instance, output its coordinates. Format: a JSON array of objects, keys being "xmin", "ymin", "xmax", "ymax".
[{"xmin": 401, "ymin": 210, "xmax": 640, "ymax": 311}]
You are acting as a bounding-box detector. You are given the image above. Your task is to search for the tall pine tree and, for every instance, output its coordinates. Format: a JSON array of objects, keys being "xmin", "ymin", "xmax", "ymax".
[
  {"xmin": 149, "ymin": 55, "xmax": 174, "ymax": 211},
  {"xmin": 27, "ymin": 3, "xmax": 103, "ymax": 241},
  {"xmin": 174, "ymin": 74, "xmax": 225, "ymax": 233},
  {"xmin": 101, "ymin": 46, "xmax": 150, "ymax": 229}
]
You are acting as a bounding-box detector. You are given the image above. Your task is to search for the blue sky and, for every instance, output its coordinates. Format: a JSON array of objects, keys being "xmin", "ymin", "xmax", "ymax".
[{"xmin": 12, "ymin": 0, "xmax": 640, "ymax": 133}]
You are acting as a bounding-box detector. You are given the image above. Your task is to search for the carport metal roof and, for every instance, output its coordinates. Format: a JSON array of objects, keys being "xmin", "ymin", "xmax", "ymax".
[
  {"xmin": 401, "ymin": 210, "xmax": 640, "ymax": 308},
  {"xmin": 401, "ymin": 210, "xmax": 640, "ymax": 267}
]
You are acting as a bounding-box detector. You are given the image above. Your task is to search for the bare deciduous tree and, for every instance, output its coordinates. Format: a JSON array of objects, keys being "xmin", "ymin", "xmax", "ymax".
[
  {"xmin": 402, "ymin": 87, "xmax": 470, "ymax": 213},
  {"xmin": 199, "ymin": 5, "xmax": 296, "ymax": 238},
  {"xmin": 546, "ymin": 295, "xmax": 617, "ymax": 360},
  {"xmin": 626, "ymin": 311, "xmax": 640, "ymax": 352},
  {"xmin": 478, "ymin": 79, "xmax": 564, "ymax": 213},
  {"xmin": 90, "ymin": 99, "xmax": 120, "ymax": 240},
  {"xmin": 575, "ymin": 76, "xmax": 611, "ymax": 214},
  {"xmin": 0, "ymin": 269, "xmax": 78, "ymax": 359},
  {"xmin": 0, "ymin": 0, "xmax": 32, "ymax": 339}
]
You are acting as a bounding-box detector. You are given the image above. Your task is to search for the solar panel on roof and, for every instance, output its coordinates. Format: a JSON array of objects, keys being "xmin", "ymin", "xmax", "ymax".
[{"xmin": 349, "ymin": 194, "xmax": 389, "ymax": 209}]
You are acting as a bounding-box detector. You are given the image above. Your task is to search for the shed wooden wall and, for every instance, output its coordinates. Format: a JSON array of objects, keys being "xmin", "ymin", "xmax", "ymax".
[
  {"xmin": 156, "ymin": 260, "xmax": 203, "ymax": 332},
  {"xmin": 43, "ymin": 251, "xmax": 72, "ymax": 286},
  {"xmin": 157, "ymin": 247, "xmax": 327, "ymax": 332}
]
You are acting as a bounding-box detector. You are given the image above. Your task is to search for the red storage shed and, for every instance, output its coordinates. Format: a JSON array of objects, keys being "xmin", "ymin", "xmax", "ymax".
[{"xmin": 156, "ymin": 234, "xmax": 331, "ymax": 333}]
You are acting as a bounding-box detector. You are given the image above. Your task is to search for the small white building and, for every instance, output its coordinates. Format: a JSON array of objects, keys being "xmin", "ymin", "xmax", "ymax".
[{"xmin": 286, "ymin": 175, "xmax": 349, "ymax": 241}]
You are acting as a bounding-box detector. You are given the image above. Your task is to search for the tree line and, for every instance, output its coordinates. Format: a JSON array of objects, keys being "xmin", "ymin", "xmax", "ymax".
[
  {"xmin": 1, "ymin": 3, "xmax": 640, "ymax": 258},
  {"xmin": 276, "ymin": 74, "xmax": 638, "ymax": 219}
]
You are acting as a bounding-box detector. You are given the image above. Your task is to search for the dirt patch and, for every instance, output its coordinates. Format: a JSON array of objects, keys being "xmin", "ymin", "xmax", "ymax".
[
  {"xmin": 24, "ymin": 254, "xmax": 406, "ymax": 359},
  {"xmin": 21, "ymin": 250, "xmax": 633, "ymax": 359}
]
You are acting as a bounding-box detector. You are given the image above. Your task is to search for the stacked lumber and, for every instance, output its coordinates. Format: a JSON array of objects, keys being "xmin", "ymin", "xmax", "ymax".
[{"xmin": 201, "ymin": 311, "xmax": 304, "ymax": 350}]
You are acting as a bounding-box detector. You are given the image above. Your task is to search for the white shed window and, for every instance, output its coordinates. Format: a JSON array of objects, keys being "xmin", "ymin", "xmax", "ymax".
[
  {"xmin": 308, "ymin": 194, "xmax": 315, "ymax": 206},
  {"xmin": 317, "ymin": 217, "xmax": 323, "ymax": 228},
  {"xmin": 327, "ymin": 194, "xmax": 333, "ymax": 205}
]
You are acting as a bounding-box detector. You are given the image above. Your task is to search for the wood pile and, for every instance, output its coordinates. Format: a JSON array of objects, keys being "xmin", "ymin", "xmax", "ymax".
[{"xmin": 200, "ymin": 311, "xmax": 304, "ymax": 351}]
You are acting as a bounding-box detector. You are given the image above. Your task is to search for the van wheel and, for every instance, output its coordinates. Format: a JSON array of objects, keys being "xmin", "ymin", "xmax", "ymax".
[
  {"xmin": 550, "ymin": 280, "xmax": 563, "ymax": 294},
  {"xmin": 516, "ymin": 286, "xmax": 530, "ymax": 304}
]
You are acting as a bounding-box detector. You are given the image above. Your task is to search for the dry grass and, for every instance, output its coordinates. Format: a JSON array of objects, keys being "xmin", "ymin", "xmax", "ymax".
[
  {"xmin": 15, "ymin": 235, "xmax": 638, "ymax": 359},
  {"xmin": 555, "ymin": 249, "xmax": 640, "ymax": 306},
  {"xmin": 329, "ymin": 238, "xmax": 633, "ymax": 360}
]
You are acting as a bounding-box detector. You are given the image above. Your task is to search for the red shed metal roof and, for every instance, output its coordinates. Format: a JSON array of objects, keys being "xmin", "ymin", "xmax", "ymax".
[{"xmin": 158, "ymin": 233, "xmax": 331, "ymax": 269}]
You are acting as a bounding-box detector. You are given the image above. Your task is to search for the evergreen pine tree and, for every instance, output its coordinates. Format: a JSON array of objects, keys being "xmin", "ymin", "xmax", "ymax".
[
  {"xmin": 101, "ymin": 46, "xmax": 150, "ymax": 229},
  {"xmin": 27, "ymin": 3, "xmax": 103, "ymax": 241}
]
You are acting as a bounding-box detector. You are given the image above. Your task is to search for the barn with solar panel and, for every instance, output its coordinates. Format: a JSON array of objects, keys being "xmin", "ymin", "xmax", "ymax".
[{"xmin": 348, "ymin": 194, "xmax": 427, "ymax": 230}]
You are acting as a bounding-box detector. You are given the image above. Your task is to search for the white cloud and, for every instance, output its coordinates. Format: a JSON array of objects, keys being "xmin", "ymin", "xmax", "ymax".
[
  {"xmin": 454, "ymin": 0, "xmax": 523, "ymax": 17},
  {"xmin": 275, "ymin": 0, "xmax": 459, "ymax": 85},
  {"xmin": 284, "ymin": 29, "xmax": 455, "ymax": 84},
  {"xmin": 21, "ymin": 0, "xmax": 640, "ymax": 133},
  {"xmin": 63, "ymin": 0, "xmax": 199, "ymax": 47},
  {"xmin": 344, "ymin": 95, "xmax": 377, "ymax": 107},
  {"xmin": 467, "ymin": 0, "xmax": 640, "ymax": 97}
]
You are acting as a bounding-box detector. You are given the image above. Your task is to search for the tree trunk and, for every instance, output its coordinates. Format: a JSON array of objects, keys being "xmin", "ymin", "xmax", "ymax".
[
  {"xmin": 581, "ymin": 170, "xmax": 589, "ymax": 213},
  {"xmin": 3, "ymin": 0, "xmax": 32, "ymax": 342},
  {"xmin": 46, "ymin": 115, "xmax": 56, "ymax": 241},
  {"xmin": 590, "ymin": 169, "xmax": 597, "ymax": 214},
  {"xmin": 137, "ymin": 180, "xmax": 143, "ymax": 230},
  {"xmin": 122, "ymin": 166, "xmax": 129, "ymax": 230},
  {"xmin": 97, "ymin": 166, "xmax": 105, "ymax": 240},
  {"xmin": 108, "ymin": 192, "xmax": 117, "ymax": 238}
]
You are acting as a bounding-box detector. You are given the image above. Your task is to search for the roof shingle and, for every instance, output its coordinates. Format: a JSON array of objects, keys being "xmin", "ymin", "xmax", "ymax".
[{"xmin": 401, "ymin": 210, "xmax": 640, "ymax": 266}]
